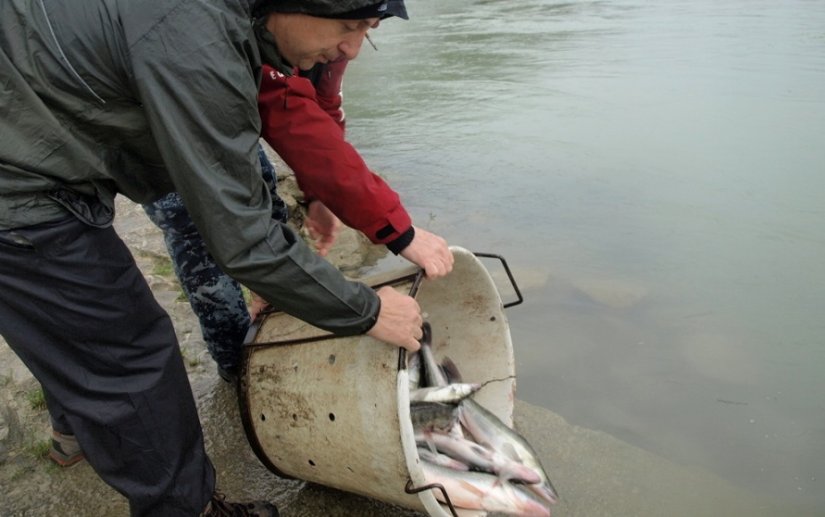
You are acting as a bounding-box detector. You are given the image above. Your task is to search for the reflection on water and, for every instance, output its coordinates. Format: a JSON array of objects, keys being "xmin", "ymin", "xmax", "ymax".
[{"xmin": 347, "ymin": 0, "xmax": 825, "ymax": 513}]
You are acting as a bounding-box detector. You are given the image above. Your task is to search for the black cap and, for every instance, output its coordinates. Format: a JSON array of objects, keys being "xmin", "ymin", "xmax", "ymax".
[
  {"xmin": 326, "ymin": 0, "xmax": 408, "ymax": 20},
  {"xmin": 253, "ymin": 0, "xmax": 408, "ymax": 21}
]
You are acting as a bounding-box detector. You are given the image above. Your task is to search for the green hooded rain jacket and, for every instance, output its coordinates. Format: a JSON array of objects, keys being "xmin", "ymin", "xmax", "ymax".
[{"xmin": 0, "ymin": 0, "xmax": 385, "ymax": 335}]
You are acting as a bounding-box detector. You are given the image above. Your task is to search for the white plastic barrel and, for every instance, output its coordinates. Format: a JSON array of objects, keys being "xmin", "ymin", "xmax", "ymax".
[{"xmin": 238, "ymin": 247, "xmax": 517, "ymax": 516}]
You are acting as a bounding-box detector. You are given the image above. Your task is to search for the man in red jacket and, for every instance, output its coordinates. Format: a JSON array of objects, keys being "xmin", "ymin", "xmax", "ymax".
[
  {"xmin": 261, "ymin": 59, "xmax": 445, "ymax": 266},
  {"xmin": 261, "ymin": 61, "xmax": 411, "ymax": 254},
  {"xmin": 253, "ymin": 59, "xmax": 452, "ymax": 310}
]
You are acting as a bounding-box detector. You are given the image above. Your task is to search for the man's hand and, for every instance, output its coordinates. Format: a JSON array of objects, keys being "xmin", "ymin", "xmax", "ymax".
[
  {"xmin": 400, "ymin": 227, "xmax": 454, "ymax": 279},
  {"xmin": 305, "ymin": 200, "xmax": 342, "ymax": 257},
  {"xmin": 366, "ymin": 286, "xmax": 423, "ymax": 352},
  {"xmin": 248, "ymin": 291, "xmax": 269, "ymax": 322}
]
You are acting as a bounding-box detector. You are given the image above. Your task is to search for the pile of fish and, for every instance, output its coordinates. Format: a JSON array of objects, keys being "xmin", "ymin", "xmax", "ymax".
[{"xmin": 407, "ymin": 323, "xmax": 558, "ymax": 517}]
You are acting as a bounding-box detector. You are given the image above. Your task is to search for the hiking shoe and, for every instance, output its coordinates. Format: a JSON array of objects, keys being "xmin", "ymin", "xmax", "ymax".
[
  {"xmin": 49, "ymin": 430, "xmax": 85, "ymax": 467},
  {"xmin": 201, "ymin": 492, "xmax": 278, "ymax": 516}
]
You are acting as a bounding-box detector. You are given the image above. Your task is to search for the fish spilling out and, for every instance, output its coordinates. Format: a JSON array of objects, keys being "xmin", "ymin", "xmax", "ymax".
[
  {"xmin": 409, "ymin": 382, "xmax": 481, "ymax": 403},
  {"xmin": 415, "ymin": 430, "xmax": 542, "ymax": 485},
  {"xmin": 407, "ymin": 322, "xmax": 558, "ymax": 516},
  {"xmin": 417, "ymin": 447, "xmax": 470, "ymax": 471},
  {"xmin": 421, "ymin": 462, "xmax": 552, "ymax": 517}
]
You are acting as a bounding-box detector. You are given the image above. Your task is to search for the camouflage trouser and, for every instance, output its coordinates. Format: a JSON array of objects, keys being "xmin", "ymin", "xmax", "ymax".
[{"xmin": 143, "ymin": 145, "xmax": 287, "ymax": 372}]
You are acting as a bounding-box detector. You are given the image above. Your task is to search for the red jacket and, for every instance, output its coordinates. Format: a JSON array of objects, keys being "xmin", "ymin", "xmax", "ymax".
[{"xmin": 258, "ymin": 61, "xmax": 413, "ymax": 251}]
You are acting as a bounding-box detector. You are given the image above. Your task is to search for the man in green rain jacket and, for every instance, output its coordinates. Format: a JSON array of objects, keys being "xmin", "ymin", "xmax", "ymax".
[{"xmin": 0, "ymin": 0, "xmax": 444, "ymax": 514}]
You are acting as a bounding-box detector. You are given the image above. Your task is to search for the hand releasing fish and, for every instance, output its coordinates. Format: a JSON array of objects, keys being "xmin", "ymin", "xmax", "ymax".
[{"xmin": 421, "ymin": 462, "xmax": 551, "ymax": 517}]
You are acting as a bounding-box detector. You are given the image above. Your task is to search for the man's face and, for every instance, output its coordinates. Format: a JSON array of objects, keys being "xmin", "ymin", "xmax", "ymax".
[{"xmin": 267, "ymin": 14, "xmax": 381, "ymax": 70}]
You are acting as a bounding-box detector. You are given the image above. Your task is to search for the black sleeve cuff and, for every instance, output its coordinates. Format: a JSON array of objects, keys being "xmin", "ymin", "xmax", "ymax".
[
  {"xmin": 385, "ymin": 226, "xmax": 415, "ymax": 255},
  {"xmin": 363, "ymin": 291, "xmax": 381, "ymax": 333}
]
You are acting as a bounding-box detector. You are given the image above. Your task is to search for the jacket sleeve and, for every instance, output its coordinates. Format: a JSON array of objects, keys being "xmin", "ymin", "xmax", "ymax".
[
  {"xmin": 258, "ymin": 65, "xmax": 413, "ymax": 246},
  {"xmin": 127, "ymin": 10, "xmax": 379, "ymax": 335},
  {"xmin": 312, "ymin": 60, "xmax": 347, "ymax": 129}
]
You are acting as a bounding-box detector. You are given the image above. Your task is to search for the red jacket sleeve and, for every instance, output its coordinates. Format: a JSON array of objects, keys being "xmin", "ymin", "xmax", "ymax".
[
  {"xmin": 313, "ymin": 59, "xmax": 346, "ymax": 128},
  {"xmin": 258, "ymin": 64, "xmax": 412, "ymax": 246}
]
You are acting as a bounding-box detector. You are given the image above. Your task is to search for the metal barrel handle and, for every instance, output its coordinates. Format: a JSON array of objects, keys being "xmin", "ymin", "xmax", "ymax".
[
  {"xmin": 473, "ymin": 252, "xmax": 524, "ymax": 308},
  {"xmin": 405, "ymin": 479, "xmax": 460, "ymax": 517},
  {"xmin": 398, "ymin": 253, "xmax": 523, "ymax": 371},
  {"xmin": 397, "ymin": 269, "xmax": 426, "ymax": 372}
]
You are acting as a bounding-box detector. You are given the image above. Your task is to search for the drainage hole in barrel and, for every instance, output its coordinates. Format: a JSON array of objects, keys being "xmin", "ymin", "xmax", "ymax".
[
  {"xmin": 328, "ymin": 354, "xmax": 336, "ymax": 365},
  {"xmin": 328, "ymin": 413, "xmax": 335, "ymax": 422},
  {"xmin": 260, "ymin": 414, "xmax": 266, "ymax": 422},
  {"xmin": 308, "ymin": 459, "xmax": 316, "ymax": 467},
  {"xmin": 292, "ymin": 413, "xmax": 297, "ymax": 421}
]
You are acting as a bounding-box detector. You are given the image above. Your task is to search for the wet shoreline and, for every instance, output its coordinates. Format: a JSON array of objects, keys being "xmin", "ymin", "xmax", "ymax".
[{"xmin": 0, "ymin": 166, "xmax": 805, "ymax": 516}]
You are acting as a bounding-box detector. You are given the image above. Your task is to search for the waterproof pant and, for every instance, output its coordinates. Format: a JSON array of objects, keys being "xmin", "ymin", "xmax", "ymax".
[
  {"xmin": 142, "ymin": 145, "xmax": 287, "ymax": 373},
  {"xmin": 0, "ymin": 216, "xmax": 214, "ymax": 516}
]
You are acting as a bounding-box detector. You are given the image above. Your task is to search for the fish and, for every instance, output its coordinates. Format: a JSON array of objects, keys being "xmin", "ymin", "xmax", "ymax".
[
  {"xmin": 440, "ymin": 356, "xmax": 461, "ymax": 384},
  {"xmin": 409, "ymin": 382, "xmax": 481, "ymax": 404},
  {"xmin": 410, "ymin": 401, "xmax": 459, "ymax": 433},
  {"xmin": 459, "ymin": 398, "xmax": 558, "ymax": 505},
  {"xmin": 420, "ymin": 462, "xmax": 552, "ymax": 517},
  {"xmin": 418, "ymin": 322, "xmax": 449, "ymax": 388},
  {"xmin": 417, "ymin": 447, "xmax": 470, "ymax": 471},
  {"xmin": 415, "ymin": 322, "xmax": 558, "ymax": 511},
  {"xmin": 416, "ymin": 430, "xmax": 541, "ymax": 485},
  {"xmin": 441, "ymin": 347, "xmax": 558, "ymax": 505},
  {"xmin": 407, "ymin": 349, "xmax": 422, "ymax": 391}
]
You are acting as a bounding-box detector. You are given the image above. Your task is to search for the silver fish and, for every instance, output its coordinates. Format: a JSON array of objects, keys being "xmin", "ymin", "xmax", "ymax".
[
  {"xmin": 409, "ymin": 382, "xmax": 481, "ymax": 404},
  {"xmin": 416, "ymin": 322, "xmax": 558, "ymax": 509},
  {"xmin": 459, "ymin": 398, "xmax": 558, "ymax": 505},
  {"xmin": 440, "ymin": 356, "xmax": 462, "ymax": 384},
  {"xmin": 420, "ymin": 462, "xmax": 551, "ymax": 517},
  {"xmin": 418, "ymin": 322, "xmax": 449, "ymax": 388},
  {"xmin": 416, "ymin": 430, "xmax": 541, "ymax": 485},
  {"xmin": 417, "ymin": 447, "xmax": 470, "ymax": 471},
  {"xmin": 407, "ymin": 350, "xmax": 422, "ymax": 391}
]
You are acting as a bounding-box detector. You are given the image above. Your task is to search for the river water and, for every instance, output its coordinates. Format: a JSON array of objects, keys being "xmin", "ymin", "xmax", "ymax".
[{"xmin": 343, "ymin": 0, "xmax": 825, "ymax": 513}]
